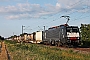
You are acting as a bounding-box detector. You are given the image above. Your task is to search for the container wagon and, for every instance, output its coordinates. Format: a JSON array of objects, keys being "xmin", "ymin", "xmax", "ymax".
[{"xmin": 30, "ymin": 31, "xmax": 43, "ymax": 43}]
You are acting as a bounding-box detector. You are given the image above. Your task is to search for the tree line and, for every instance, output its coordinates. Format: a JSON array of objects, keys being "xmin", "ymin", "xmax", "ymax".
[{"xmin": 80, "ymin": 24, "xmax": 90, "ymax": 47}]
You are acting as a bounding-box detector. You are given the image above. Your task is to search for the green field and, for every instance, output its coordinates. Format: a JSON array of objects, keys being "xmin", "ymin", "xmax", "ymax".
[{"xmin": 4, "ymin": 40, "xmax": 90, "ymax": 60}]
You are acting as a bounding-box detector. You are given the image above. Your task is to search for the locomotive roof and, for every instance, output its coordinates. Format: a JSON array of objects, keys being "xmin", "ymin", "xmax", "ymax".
[
  {"xmin": 67, "ymin": 26, "xmax": 78, "ymax": 28},
  {"xmin": 48, "ymin": 24, "xmax": 69, "ymax": 30},
  {"xmin": 48, "ymin": 24, "xmax": 79, "ymax": 30}
]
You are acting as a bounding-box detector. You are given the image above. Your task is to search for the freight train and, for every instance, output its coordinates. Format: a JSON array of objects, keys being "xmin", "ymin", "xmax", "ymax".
[
  {"xmin": 17, "ymin": 24, "xmax": 80, "ymax": 47},
  {"xmin": 10, "ymin": 23, "xmax": 81, "ymax": 47}
]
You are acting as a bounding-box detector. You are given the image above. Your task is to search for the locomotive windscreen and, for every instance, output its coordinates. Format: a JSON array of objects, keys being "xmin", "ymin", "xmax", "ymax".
[{"xmin": 66, "ymin": 26, "xmax": 79, "ymax": 32}]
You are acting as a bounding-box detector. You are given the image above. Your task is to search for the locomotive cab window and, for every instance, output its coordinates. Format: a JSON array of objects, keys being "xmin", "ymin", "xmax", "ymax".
[
  {"xmin": 66, "ymin": 27, "xmax": 79, "ymax": 33},
  {"xmin": 66, "ymin": 28, "xmax": 72, "ymax": 32},
  {"xmin": 72, "ymin": 28, "xmax": 79, "ymax": 32}
]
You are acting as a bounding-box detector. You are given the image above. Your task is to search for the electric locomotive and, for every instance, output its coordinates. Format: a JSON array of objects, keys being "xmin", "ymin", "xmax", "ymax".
[{"xmin": 42, "ymin": 24, "xmax": 81, "ymax": 47}]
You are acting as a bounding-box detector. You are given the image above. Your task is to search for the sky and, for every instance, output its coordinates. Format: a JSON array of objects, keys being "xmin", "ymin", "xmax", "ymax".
[{"xmin": 0, "ymin": 0, "xmax": 90, "ymax": 38}]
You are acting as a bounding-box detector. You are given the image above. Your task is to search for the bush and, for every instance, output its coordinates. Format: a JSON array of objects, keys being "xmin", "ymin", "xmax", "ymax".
[
  {"xmin": 82, "ymin": 41, "xmax": 90, "ymax": 47},
  {"xmin": 5, "ymin": 40, "xmax": 17, "ymax": 44}
]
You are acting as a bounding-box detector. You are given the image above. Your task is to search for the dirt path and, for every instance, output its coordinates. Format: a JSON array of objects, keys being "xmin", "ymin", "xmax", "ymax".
[{"xmin": 0, "ymin": 42, "xmax": 10, "ymax": 60}]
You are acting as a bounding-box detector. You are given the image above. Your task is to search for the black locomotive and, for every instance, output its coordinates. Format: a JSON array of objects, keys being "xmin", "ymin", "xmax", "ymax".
[{"xmin": 42, "ymin": 24, "xmax": 81, "ymax": 47}]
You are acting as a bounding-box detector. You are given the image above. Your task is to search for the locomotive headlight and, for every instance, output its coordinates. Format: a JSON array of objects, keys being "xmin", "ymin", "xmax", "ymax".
[
  {"xmin": 67, "ymin": 37, "xmax": 69, "ymax": 39},
  {"xmin": 77, "ymin": 37, "xmax": 79, "ymax": 39},
  {"xmin": 67, "ymin": 33, "xmax": 69, "ymax": 36}
]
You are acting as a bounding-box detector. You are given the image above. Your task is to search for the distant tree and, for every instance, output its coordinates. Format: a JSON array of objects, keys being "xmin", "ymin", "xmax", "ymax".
[
  {"xmin": 0, "ymin": 36, "xmax": 1, "ymax": 39},
  {"xmin": 20, "ymin": 33, "xmax": 27, "ymax": 37},
  {"xmin": 1, "ymin": 37, "xmax": 4, "ymax": 40},
  {"xmin": 13, "ymin": 35, "xmax": 17, "ymax": 38},
  {"xmin": 0, "ymin": 36, "xmax": 4, "ymax": 40}
]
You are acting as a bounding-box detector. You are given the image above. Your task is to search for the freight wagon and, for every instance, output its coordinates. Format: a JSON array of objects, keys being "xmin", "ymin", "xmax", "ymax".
[{"xmin": 29, "ymin": 31, "xmax": 43, "ymax": 43}]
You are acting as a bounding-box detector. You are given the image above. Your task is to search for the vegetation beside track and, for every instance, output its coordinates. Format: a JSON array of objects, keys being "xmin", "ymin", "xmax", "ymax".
[
  {"xmin": 5, "ymin": 40, "xmax": 90, "ymax": 60},
  {"xmin": 80, "ymin": 24, "xmax": 90, "ymax": 47}
]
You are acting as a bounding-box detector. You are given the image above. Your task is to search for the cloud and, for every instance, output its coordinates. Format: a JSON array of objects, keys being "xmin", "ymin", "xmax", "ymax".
[
  {"xmin": 57, "ymin": 0, "xmax": 90, "ymax": 11},
  {"xmin": 0, "ymin": 0, "xmax": 90, "ymax": 20},
  {"xmin": 57, "ymin": 0, "xmax": 82, "ymax": 9},
  {"xmin": 56, "ymin": 3, "xmax": 61, "ymax": 7},
  {"xmin": 1, "ymin": 3, "xmax": 62, "ymax": 20},
  {"xmin": 0, "ymin": 3, "xmax": 44, "ymax": 19}
]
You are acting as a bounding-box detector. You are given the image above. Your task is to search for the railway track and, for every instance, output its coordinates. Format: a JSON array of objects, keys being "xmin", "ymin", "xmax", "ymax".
[
  {"xmin": 0, "ymin": 41, "xmax": 10, "ymax": 60},
  {"xmin": 38, "ymin": 44, "xmax": 90, "ymax": 54},
  {"xmin": 74, "ymin": 48, "xmax": 90, "ymax": 54},
  {"xmin": 23, "ymin": 42, "xmax": 90, "ymax": 54}
]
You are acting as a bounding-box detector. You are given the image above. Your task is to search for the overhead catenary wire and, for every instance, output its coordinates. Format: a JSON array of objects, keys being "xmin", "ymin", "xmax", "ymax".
[
  {"xmin": 34, "ymin": 0, "xmax": 82, "ymax": 22},
  {"xmin": 69, "ymin": 0, "xmax": 90, "ymax": 23},
  {"xmin": 70, "ymin": 12, "xmax": 90, "ymax": 23},
  {"xmin": 52, "ymin": 0, "xmax": 89, "ymax": 26},
  {"xmin": 63, "ymin": 0, "xmax": 86, "ymax": 16},
  {"xmin": 30, "ymin": 17, "xmax": 60, "ymax": 32},
  {"xmin": 59, "ymin": 0, "xmax": 89, "ymax": 23},
  {"xmin": 25, "ymin": 0, "xmax": 90, "ymax": 32},
  {"xmin": 42, "ymin": 0, "xmax": 84, "ymax": 26},
  {"xmin": 42, "ymin": 0, "xmax": 86, "ymax": 25}
]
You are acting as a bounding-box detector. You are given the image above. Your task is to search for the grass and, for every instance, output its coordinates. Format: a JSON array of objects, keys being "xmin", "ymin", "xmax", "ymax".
[{"xmin": 4, "ymin": 40, "xmax": 90, "ymax": 60}]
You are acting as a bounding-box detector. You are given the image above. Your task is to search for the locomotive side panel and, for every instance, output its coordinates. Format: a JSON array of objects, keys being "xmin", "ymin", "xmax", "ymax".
[
  {"xmin": 47, "ymin": 28, "xmax": 60, "ymax": 39},
  {"xmin": 42, "ymin": 27, "xmax": 62, "ymax": 45},
  {"xmin": 59, "ymin": 26, "xmax": 67, "ymax": 44}
]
